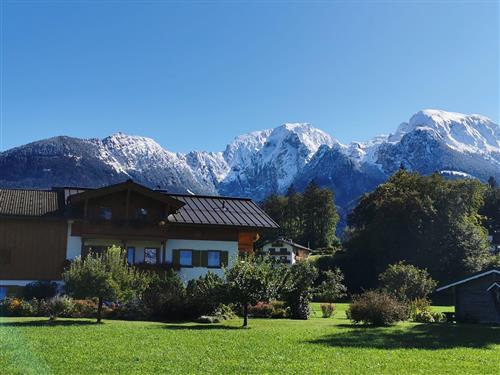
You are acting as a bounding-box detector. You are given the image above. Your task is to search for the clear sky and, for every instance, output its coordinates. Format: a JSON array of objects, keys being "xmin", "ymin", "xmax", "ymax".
[{"xmin": 1, "ymin": 0, "xmax": 498, "ymax": 153}]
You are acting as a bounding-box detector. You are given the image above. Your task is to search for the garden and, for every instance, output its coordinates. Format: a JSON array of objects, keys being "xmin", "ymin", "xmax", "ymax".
[{"xmin": 1, "ymin": 248, "xmax": 499, "ymax": 374}]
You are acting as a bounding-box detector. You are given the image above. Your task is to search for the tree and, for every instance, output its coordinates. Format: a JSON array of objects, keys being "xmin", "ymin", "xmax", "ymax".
[
  {"xmin": 379, "ymin": 262, "xmax": 437, "ymax": 302},
  {"xmin": 301, "ymin": 181, "xmax": 339, "ymax": 249},
  {"xmin": 63, "ymin": 246, "xmax": 148, "ymax": 323},
  {"xmin": 344, "ymin": 171, "xmax": 490, "ymax": 291},
  {"xmin": 281, "ymin": 261, "xmax": 318, "ymax": 319},
  {"xmin": 315, "ymin": 268, "xmax": 347, "ymax": 303},
  {"xmin": 225, "ymin": 256, "xmax": 287, "ymax": 327}
]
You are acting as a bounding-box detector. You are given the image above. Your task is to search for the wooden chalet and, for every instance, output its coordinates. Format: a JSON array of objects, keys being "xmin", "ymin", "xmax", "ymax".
[{"xmin": 0, "ymin": 180, "xmax": 278, "ymax": 294}]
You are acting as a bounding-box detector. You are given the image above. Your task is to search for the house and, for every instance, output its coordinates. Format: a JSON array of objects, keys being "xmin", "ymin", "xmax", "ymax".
[
  {"xmin": 0, "ymin": 180, "xmax": 279, "ymax": 296},
  {"xmin": 436, "ymin": 268, "xmax": 500, "ymax": 324},
  {"xmin": 261, "ymin": 238, "xmax": 312, "ymax": 265}
]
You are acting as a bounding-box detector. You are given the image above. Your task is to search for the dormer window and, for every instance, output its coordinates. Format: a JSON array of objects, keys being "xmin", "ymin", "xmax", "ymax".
[{"xmin": 100, "ymin": 207, "xmax": 112, "ymax": 220}]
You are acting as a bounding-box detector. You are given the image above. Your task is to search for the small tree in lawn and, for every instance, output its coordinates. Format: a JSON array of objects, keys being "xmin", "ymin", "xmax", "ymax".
[
  {"xmin": 315, "ymin": 268, "xmax": 347, "ymax": 318},
  {"xmin": 282, "ymin": 261, "xmax": 318, "ymax": 320},
  {"xmin": 316, "ymin": 268, "xmax": 347, "ymax": 303},
  {"xmin": 379, "ymin": 261, "xmax": 437, "ymax": 302},
  {"xmin": 63, "ymin": 245, "xmax": 148, "ymax": 323},
  {"xmin": 225, "ymin": 255, "xmax": 287, "ymax": 327}
]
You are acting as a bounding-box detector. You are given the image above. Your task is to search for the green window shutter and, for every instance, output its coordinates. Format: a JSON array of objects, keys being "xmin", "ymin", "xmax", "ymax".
[
  {"xmin": 221, "ymin": 251, "xmax": 229, "ymax": 267},
  {"xmin": 192, "ymin": 250, "xmax": 201, "ymax": 267},
  {"xmin": 172, "ymin": 249, "xmax": 180, "ymax": 266},
  {"xmin": 201, "ymin": 251, "xmax": 208, "ymax": 267}
]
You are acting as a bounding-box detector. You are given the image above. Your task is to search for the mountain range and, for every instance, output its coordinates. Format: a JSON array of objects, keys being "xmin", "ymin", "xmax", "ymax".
[{"xmin": 1, "ymin": 109, "xmax": 499, "ymax": 224}]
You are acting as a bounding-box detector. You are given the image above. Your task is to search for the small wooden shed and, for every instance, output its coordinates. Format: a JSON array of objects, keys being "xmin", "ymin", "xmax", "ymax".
[{"xmin": 436, "ymin": 268, "xmax": 500, "ymax": 324}]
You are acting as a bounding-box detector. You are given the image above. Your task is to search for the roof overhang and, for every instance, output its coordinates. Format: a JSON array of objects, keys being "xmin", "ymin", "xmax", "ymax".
[{"xmin": 69, "ymin": 180, "xmax": 185, "ymax": 211}]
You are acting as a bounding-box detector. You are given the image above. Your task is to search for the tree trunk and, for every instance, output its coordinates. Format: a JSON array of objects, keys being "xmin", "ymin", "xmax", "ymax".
[
  {"xmin": 243, "ymin": 303, "xmax": 249, "ymax": 327},
  {"xmin": 97, "ymin": 296, "xmax": 103, "ymax": 323}
]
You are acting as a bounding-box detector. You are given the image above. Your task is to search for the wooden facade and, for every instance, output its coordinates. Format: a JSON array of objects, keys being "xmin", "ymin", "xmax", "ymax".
[{"xmin": 0, "ymin": 217, "xmax": 67, "ymax": 280}]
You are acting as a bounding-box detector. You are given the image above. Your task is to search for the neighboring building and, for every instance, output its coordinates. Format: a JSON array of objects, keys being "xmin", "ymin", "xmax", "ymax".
[
  {"xmin": 436, "ymin": 268, "xmax": 500, "ymax": 324},
  {"xmin": 261, "ymin": 238, "xmax": 312, "ymax": 265},
  {"xmin": 0, "ymin": 180, "xmax": 278, "ymax": 295}
]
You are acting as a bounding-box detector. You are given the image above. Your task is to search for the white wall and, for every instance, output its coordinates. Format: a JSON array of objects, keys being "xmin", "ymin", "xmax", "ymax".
[
  {"xmin": 66, "ymin": 221, "xmax": 83, "ymax": 260},
  {"xmin": 165, "ymin": 239, "xmax": 239, "ymax": 282},
  {"xmin": 262, "ymin": 242, "xmax": 296, "ymax": 264}
]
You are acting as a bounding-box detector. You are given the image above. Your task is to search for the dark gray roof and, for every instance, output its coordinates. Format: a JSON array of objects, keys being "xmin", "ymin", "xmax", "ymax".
[
  {"xmin": 0, "ymin": 184, "xmax": 279, "ymax": 229},
  {"xmin": 166, "ymin": 193, "xmax": 279, "ymax": 229},
  {"xmin": 0, "ymin": 188, "xmax": 62, "ymax": 217}
]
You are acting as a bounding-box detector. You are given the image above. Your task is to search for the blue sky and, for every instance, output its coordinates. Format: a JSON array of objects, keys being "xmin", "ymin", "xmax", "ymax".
[{"xmin": 1, "ymin": 1, "xmax": 498, "ymax": 152}]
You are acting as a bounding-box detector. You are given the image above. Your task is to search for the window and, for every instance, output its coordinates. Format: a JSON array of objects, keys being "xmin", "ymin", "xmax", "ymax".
[
  {"xmin": 100, "ymin": 207, "xmax": 112, "ymax": 220},
  {"xmin": 0, "ymin": 287, "xmax": 8, "ymax": 299},
  {"xmin": 137, "ymin": 208, "xmax": 148, "ymax": 220},
  {"xmin": 207, "ymin": 251, "xmax": 221, "ymax": 268},
  {"xmin": 180, "ymin": 250, "xmax": 192, "ymax": 267},
  {"xmin": 127, "ymin": 247, "xmax": 135, "ymax": 264},
  {"xmin": 144, "ymin": 248, "xmax": 158, "ymax": 264},
  {"xmin": 280, "ymin": 255, "xmax": 289, "ymax": 264}
]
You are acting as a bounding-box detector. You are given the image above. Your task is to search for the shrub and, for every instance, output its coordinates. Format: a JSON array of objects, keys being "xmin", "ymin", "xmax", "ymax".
[
  {"xmin": 282, "ymin": 262, "xmax": 318, "ymax": 320},
  {"xmin": 1, "ymin": 298, "xmax": 35, "ymax": 317},
  {"xmin": 185, "ymin": 273, "xmax": 226, "ymax": 319},
  {"xmin": 141, "ymin": 270, "xmax": 186, "ymax": 320},
  {"xmin": 47, "ymin": 295, "xmax": 74, "ymax": 320},
  {"xmin": 315, "ymin": 268, "xmax": 347, "ymax": 303},
  {"xmin": 379, "ymin": 262, "xmax": 437, "ymax": 302},
  {"xmin": 347, "ymin": 290, "xmax": 409, "ymax": 326},
  {"xmin": 247, "ymin": 301, "xmax": 289, "ymax": 319},
  {"xmin": 72, "ymin": 299, "xmax": 99, "ymax": 318},
  {"xmin": 320, "ymin": 303, "xmax": 335, "ymax": 318},
  {"xmin": 29, "ymin": 298, "xmax": 50, "ymax": 317},
  {"xmin": 213, "ymin": 304, "xmax": 236, "ymax": 321},
  {"xmin": 23, "ymin": 281, "xmax": 58, "ymax": 300}
]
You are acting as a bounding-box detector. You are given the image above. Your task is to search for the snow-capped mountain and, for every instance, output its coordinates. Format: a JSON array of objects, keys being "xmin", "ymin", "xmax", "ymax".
[{"xmin": 1, "ymin": 109, "xmax": 499, "ymax": 216}]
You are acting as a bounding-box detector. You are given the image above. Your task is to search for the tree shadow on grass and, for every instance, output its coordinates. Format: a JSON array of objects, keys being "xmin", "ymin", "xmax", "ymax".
[
  {"xmin": 0, "ymin": 319, "xmax": 98, "ymax": 327},
  {"xmin": 160, "ymin": 323, "xmax": 241, "ymax": 331},
  {"xmin": 308, "ymin": 323, "xmax": 500, "ymax": 350}
]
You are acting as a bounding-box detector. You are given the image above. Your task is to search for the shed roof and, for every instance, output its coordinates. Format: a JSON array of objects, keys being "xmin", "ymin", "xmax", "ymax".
[{"xmin": 436, "ymin": 269, "xmax": 500, "ymax": 292}]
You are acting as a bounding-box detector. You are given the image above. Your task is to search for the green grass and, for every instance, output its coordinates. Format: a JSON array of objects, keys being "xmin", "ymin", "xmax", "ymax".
[{"xmin": 1, "ymin": 304, "xmax": 498, "ymax": 375}]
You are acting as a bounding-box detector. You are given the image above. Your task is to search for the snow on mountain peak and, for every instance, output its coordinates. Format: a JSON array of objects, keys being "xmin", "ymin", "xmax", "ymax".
[{"xmin": 401, "ymin": 109, "xmax": 500, "ymax": 154}]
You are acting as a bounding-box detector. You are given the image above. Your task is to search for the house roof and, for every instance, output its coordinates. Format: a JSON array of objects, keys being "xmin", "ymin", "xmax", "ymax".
[
  {"xmin": 263, "ymin": 238, "xmax": 312, "ymax": 252},
  {"xmin": 436, "ymin": 268, "xmax": 500, "ymax": 292},
  {"xmin": 69, "ymin": 180, "xmax": 185, "ymax": 211},
  {"xmin": 166, "ymin": 193, "xmax": 279, "ymax": 229},
  {"xmin": 0, "ymin": 188, "xmax": 63, "ymax": 217},
  {"xmin": 0, "ymin": 181, "xmax": 279, "ymax": 229}
]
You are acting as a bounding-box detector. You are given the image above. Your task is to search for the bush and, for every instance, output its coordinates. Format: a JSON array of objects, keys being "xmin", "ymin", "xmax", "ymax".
[
  {"xmin": 0, "ymin": 298, "xmax": 35, "ymax": 317},
  {"xmin": 247, "ymin": 301, "xmax": 289, "ymax": 318},
  {"xmin": 379, "ymin": 262, "xmax": 437, "ymax": 302},
  {"xmin": 141, "ymin": 270, "xmax": 186, "ymax": 320},
  {"xmin": 47, "ymin": 295, "xmax": 74, "ymax": 320},
  {"xmin": 347, "ymin": 290, "xmax": 409, "ymax": 326},
  {"xmin": 185, "ymin": 273, "xmax": 226, "ymax": 319},
  {"xmin": 282, "ymin": 262, "xmax": 318, "ymax": 320},
  {"xmin": 213, "ymin": 304, "xmax": 236, "ymax": 321},
  {"xmin": 320, "ymin": 303, "xmax": 335, "ymax": 318},
  {"xmin": 23, "ymin": 281, "xmax": 58, "ymax": 300}
]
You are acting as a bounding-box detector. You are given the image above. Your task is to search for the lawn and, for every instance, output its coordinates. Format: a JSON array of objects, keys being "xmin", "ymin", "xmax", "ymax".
[{"xmin": 1, "ymin": 304, "xmax": 498, "ymax": 375}]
